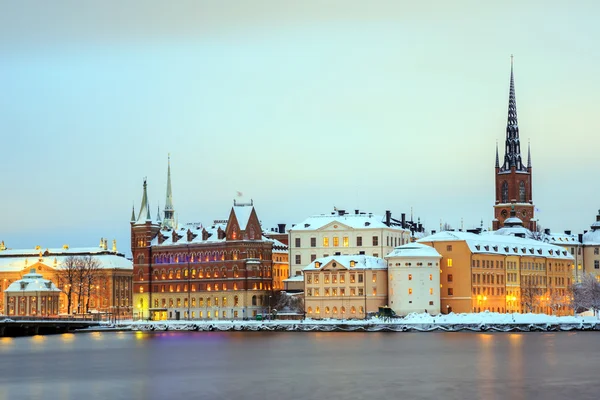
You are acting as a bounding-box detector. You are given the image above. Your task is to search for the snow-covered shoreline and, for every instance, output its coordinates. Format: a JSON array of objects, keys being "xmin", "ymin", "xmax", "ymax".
[{"xmin": 111, "ymin": 312, "xmax": 600, "ymax": 333}]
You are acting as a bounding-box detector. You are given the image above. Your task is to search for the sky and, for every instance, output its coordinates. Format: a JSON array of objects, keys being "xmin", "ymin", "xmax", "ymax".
[{"xmin": 1, "ymin": 1, "xmax": 599, "ymax": 255}]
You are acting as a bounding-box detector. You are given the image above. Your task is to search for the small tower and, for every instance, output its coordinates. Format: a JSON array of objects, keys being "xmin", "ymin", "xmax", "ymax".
[{"xmin": 493, "ymin": 56, "xmax": 536, "ymax": 231}]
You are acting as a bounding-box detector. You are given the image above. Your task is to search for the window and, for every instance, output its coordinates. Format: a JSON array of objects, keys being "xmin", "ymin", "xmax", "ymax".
[
  {"xmin": 350, "ymin": 274, "xmax": 355, "ymax": 283},
  {"xmin": 448, "ymin": 288, "xmax": 454, "ymax": 296},
  {"xmin": 519, "ymin": 181, "xmax": 526, "ymax": 202},
  {"xmin": 446, "ymin": 245, "xmax": 452, "ymax": 251},
  {"xmin": 372, "ymin": 288, "xmax": 377, "ymax": 296},
  {"xmin": 357, "ymin": 236, "xmax": 363, "ymax": 246},
  {"xmin": 447, "ymin": 259, "xmax": 453, "ymax": 267},
  {"xmin": 448, "ymin": 274, "xmax": 453, "ymax": 283},
  {"xmin": 358, "ymin": 274, "xmax": 363, "ymax": 283},
  {"xmin": 372, "ymin": 273, "xmax": 377, "ymax": 283},
  {"xmin": 310, "ymin": 237, "xmax": 316, "ymax": 247},
  {"xmin": 295, "ymin": 254, "xmax": 301, "ymax": 265},
  {"xmin": 429, "ymin": 274, "xmax": 433, "ymax": 281},
  {"xmin": 358, "ymin": 288, "xmax": 364, "ymax": 296},
  {"xmin": 595, "ymin": 260, "xmax": 599, "ymax": 270},
  {"xmin": 429, "ymin": 288, "xmax": 433, "ymax": 295},
  {"xmin": 408, "ymin": 288, "xmax": 413, "ymax": 295},
  {"xmin": 595, "ymin": 248, "xmax": 599, "ymax": 255},
  {"xmin": 306, "ymin": 274, "xmax": 312, "ymax": 284},
  {"xmin": 372, "ymin": 236, "xmax": 378, "ymax": 246},
  {"xmin": 323, "ymin": 237, "xmax": 329, "ymax": 247},
  {"xmin": 333, "ymin": 237, "xmax": 339, "ymax": 247},
  {"xmin": 343, "ymin": 237, "xmax": 349, "ymax": 247},
  {"xmin": 295, "ymin": 238, "xmax": 301, "ymax": 247},
  {"xmin": 310, "ymin": 254, "xmax": 316, "ymax": 262},
  {"xmin": 408, "ymin": 274, "xmax": 413, "ymax": 281},
  {"xmin": 501, "ymin": 181, "xmax": 508, "ymax": 203}
]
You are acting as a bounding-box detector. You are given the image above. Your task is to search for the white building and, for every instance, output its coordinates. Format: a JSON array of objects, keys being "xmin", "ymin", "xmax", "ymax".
[
  {"xmin": 386, "ymin": 243, "xmax": 442, "ymax": 316},
  {"xmin": 289, "ymin": 209, "xmax": 412, "ymax": 277},
  {"xmin": 4, "ymin": 269, "xmax": 61, "ymax": 316}
]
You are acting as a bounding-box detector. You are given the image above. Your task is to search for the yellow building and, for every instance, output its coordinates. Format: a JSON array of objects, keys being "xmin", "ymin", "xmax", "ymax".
[
  {"xmin": 0, "ymin": 240, "xmax": 133, "ymax": 318},
  {"xmin": 304, "ymin": 255, "xmax": 388, "ymax": 319},
  {"xmin": 268, "ymin": 238, "xmax": 289, "ymax": 291},
  {"xmin": 418, "ymin": 231, "xmax": 574, "ymax": 315}
]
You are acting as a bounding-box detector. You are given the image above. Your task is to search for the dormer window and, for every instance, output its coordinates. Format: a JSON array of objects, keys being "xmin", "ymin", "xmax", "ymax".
[
  {"xmin": 493, "ymin": 246, "xmax": 498, "ymax": 252},
  {"xmin": 350, "ymin": 261, "xmax": 355, "ymax": 268},
  {"xmin": 504, "ymin": 246, "xmax": 509, "ymax": 252},
  {"xmin": 365, "ymin": 222, "xmax": 370, "ymax": 227},
  {"xmin": 521, "ymin": 248, "xmax": 526, "ymax": 253},
  {"xmin": 315, "ymin": 262, "xmax": 320, "ymax": 268},
  {"xmin": 549, "ymin": 250, "xmax": 554, "ymax": 255},
  {"xmin": 475, "ymin": 245, "xmax": 480, "ymax": 250},
  {"xmin": 484, "ymin": 245, "xmax": 489, "ymax": 251},
  {"xmin": 513, "ymin": 247, "xmax": 518, "ymax": 253},
  {"xmin": 537, "ymin": 249, "xmax": 542, "ymax": 255},
  {"xmin": 529, "ymin": 248, "xmax": 534, "ymax": 254}
]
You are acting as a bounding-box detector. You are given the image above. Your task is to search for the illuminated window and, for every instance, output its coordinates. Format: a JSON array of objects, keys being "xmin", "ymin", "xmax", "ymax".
[
  {"xmin": 307, "ymin": 274, "xmax": 312, "ymax": 284},
  {"xmin": 207, "ymin": 311, "xmax": 211, "ymax": 318},
  {"xmin": 314, "ymin": 289, "xmax": 319, "ymax": 296},
  {"xmin": 340, "ymin": 274, "xmax": 345, "ymax": 283},
  {"xmin": 192, "ymin": 298, "xmax": 196, "ymax": 307},
  {"xmin": 177, "ymin": 298, "xmax": 181, "ymax": 307},
  {"xmin": 408, "ymin": 274, "xmax": 412, "ymax": 280},
  {"xmin": 223, "ymin": 297, "xmax": 227, "ymax": 306},
  {"xmin": 340, "ymin": 288, "xmax": 345, "ymax": 296},
  {"xmin": 314, "ymin": 276, "xmax": 319, "ymax": 284},
  {"xmin": 332, "ymin": 288, "xmax": 337, "ymax": 296},
  {"xmin": 333, "ymin": 237, "xmax": 339, "ymax": 247},
  {"xmin": 323, "ymin": 237, "xmax": 329, "ymax": 247},
  {"xmin": 350, "ymin": 288, "xmax": 356, "ymax": 296},
  {"xmin": 372, "ymin": 288, "xmax": 377, "ymax": 296},
  {"xmin": 351, "ymin": 306, "xmax": 356, "ymax": 314},
  {"xmin": 358, "ymin": 288, "xmax": 364, "ymax": 296},
  {"xmin": 325, "ymin": 306, "xmax": 330, "ymax": 314},
  {"xmin": 214, "ymin": 297, "xmax": 219, "ymax": 307},
  {"xmin": 316, "ymin": 307, "xmax": 320, "ymax": 314},
  {"xmin": 447, "ymin": 259, "xmax": 453, "ymax": 267},
  {"xmin": 332, "ymin": 306, "xmax": 338, "ymax": 314},
  {"xmin": 207, "ymin": 298, "xmax": 211, "ymax": 307},
  {"xmin": 350, "ymin": 261, "xmax": 355, "ymax": 268},
  {"xmin": 429, "ymin": 288, "xmax": 433, "ymax": 295},
  {"xmin": 429, "ymin": 274, "xmax": 433, "ymax": 281},
  {"xmin": 408, "ymin": 288, "xmax": 413, "ymax": 295},
  {"xmin": 341, "ymin": 306, "xmax": 346, "ymax": 314},
  {"xmin": 359, "ymin": 306, "xmax": 364, "ymax": 314},
  {"xmin": 307, "ymin": 307, "xmax": 313, "ymax": 314},
  {"xmin": 350, "ymin": 274, "xmax": 355, "ymax": 283},
  {"xmin": 325, "ymin": 288, "xmax": 330, "ymax": 296},
  {"xmin": 139, "ymin": 287, "xmax": 144, "ymax": 293},
  {"xmin": 332, "ymin": 274, "xmax": 337, "ymax": 283},
  {"xmin": 372, "ymin": 273, "xmax": 377, "ymax": 283},
  {"xmin": 343, "ymin": 237, "xmax": 349, "ymax": 247}
]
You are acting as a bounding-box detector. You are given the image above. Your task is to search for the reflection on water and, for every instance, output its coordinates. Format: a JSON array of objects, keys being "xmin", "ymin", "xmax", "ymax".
[{"xmin": 0, "ymin": 331, "xmax": 599, "ymax": 400}]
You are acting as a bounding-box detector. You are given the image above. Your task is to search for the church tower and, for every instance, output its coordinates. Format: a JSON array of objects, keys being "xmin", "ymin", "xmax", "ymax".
[{"xmin": 493, "ymin": 57, "xmax": 536, "ymax": 231}]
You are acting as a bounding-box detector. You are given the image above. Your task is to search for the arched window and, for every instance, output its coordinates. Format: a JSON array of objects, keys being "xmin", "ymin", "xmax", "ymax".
[
  {"xmin": 307, "ymin": 307, "xmax": 313, "ymax": 314},
  {"xmin": 351, "ymin": 306, "xmax": 356, "ymax": 314},
  {"xmin": 501, "ymin": 181, "xmax": 509, "ymax": 203},
  {"xmin": 325, "ymin": 306, "xmax": 330, "ymax": 314},
  {"xmin": 234, "ymin": 295, "xmax": 239, "ymax": 306},
  {"xmin": 332, "ymin": 306, "xmax": 338, "ymax": 314},
  {"xmin": 252, "ymin": 295, "xmax": 257, "ymax": 306},
  {"xmin": 519, "ymin": 181, "xmax": 526, "ymax": 202},
  {"xmin": 137, "ymin": 254, "xmax": 145, "ymax": 265},
  {"xmin": 341, "ymin": 306, "xmax": 346, "ymax": 314}
]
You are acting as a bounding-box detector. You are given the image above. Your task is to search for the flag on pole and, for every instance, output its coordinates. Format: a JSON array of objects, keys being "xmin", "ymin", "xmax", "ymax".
[{"xmin": 236, "ymin": 191, "xmax": 243, "ymax": 197}]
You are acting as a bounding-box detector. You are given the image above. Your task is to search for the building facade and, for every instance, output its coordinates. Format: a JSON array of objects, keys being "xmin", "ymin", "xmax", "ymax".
[
  {"xmin": 493, "ymin": 58, "xmax": 536, "ymax": 231},
  {"xmin": 289, "ymin": 209, "xmax": 412, "ymax": 278},
  {"xmin": 385, "ymin": 243, "xmax": 442, "ymax": 315},
  {"xmin": 418, "ymin": 231, "xmax": 574, "ymax": 315},
  {"xmin": 0, "ymin": 240, "xmax": 133, "ymax": 317},
  {"xmin": 131, "ymin": 177, "xmax": 275, "ymax": 321}
]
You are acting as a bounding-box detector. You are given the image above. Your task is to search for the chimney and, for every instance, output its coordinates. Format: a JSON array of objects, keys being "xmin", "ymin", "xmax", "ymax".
[
  {"xmin": 431, "ymin": 230, "xmax": 436, "ymax": 234},
  {"xmin": 338, "ymin": 209, "xmax": 345, "ymax": 216},
  {"xmin": 401, "ymin": 213, "xmax": 406, "ymax": 229},
  {"xmin": 544, "ymin": 228, "xmax": 550, "ymax": 235},
  {"xmin": 385, "ymin": 210, "xmax": 391, "ymax": 226},
  {"xmin": 578, "ymin": 233, "xmax": 583, "ymax": 243},
  {"xmin": 418, "ymin": 223, "xmax": 423, "ymax": 232},
  {"xmin": 278, "ymin": 223, "xmax": 286, "ymax": 234},
  {"xmin": 355, "ymin": 209, "xmax": 359, "ymax": 215},
  {"xmin": 564, "ymin": 230, "xmax": 572, "ymax": 235}
]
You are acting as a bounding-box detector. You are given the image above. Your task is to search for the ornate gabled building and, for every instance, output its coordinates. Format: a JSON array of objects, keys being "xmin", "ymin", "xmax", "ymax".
[
  {"xmin": 493, "ymin": 57, "xmax": 536, "ymax": 232},
  {"xmin": 131, "ymin": 172, "xmax": 275, "ymax": 321}
]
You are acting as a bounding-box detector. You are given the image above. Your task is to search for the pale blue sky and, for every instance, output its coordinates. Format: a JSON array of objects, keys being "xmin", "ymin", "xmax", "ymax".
[{"xmin": 1, "ymin": 1, "xmax": 599, "ymax": 254}]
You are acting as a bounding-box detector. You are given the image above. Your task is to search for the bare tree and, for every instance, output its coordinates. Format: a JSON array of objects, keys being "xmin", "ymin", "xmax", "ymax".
[
  {"xmin": 520, "ymin": 275, "xmax": 540, "ymax": 313},
  {"xmin": 530, "ymin": 223, "xmax": 545, "ymax": 241},
  {"xmin": 56, "ymin": 256, "xmax": 78, "ymax": 314},
  {"xmin": 579, "ymin": 273, "xmax": 600, "ymax": 317},
  {"xmin": 81, "ymin": 255, "xmax": 102, "ymax": 313},
  {"xmin": 546, "ymin": 288, "xmax": 564, "ymax": 315},
  {"xmin": 441, "ymin": 223, "xmax": 453, "ymax": 232}
]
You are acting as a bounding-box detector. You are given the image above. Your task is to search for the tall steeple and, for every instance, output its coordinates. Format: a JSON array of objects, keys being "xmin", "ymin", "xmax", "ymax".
[
  {"xmin": 500, "ymin": 55, "xmax": 526, "ymax": 172},
  {"xmin": 163, "ymin": 154, "xmax": 175, "ymax": 229},
  {"xmin": 527, "ymin": 140, "xmax": 532, "ymax": 169},
  {"xmin": 130, "ymin": 204, "xmax": 136, "ymax": 223},
  {"xmin": 135, "ymin": 179, "xmax": 151, "ymax": 225},
  {"xmin": 495, "ymin": 141, "xmax": 500, "ymax": 168}
]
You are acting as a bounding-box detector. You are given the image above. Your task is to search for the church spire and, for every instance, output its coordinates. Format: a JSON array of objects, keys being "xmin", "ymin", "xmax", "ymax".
[
  {"xmin": 495, "ymin": 141, "xmax": 500, "ymax": 168},
  {"xmin": 130, "ymin": 204, "xmax": 136, "ymax": 222},
  {"xmin": 135, "ymin": 178, "xmax": 152, "ymax": 224},
  {"xmin": 163, "ymin": 154, "xmax": 175, "ymax": 229},
  {"xmin": 500, "ymin": 55, "xmax": 525, "ymax": 172},
  {"xmin": 527, "ymin": 140, "xmax": 532, "ymax": 169}
]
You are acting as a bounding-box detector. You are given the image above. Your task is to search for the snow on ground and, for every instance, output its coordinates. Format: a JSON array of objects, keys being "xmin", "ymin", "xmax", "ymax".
[{"xmin": 115, "ymin": 312, "xmax": 600, "ymax": 333}]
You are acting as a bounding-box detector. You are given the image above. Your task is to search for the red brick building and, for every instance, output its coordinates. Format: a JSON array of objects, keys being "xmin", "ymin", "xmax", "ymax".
[
  {"xmin": 493, "ymin": 58, "xmax": 536, "ymax": 232},
  {"xmin": 131, "ymin": 176, "xmax": 274, "ymax": 321}
]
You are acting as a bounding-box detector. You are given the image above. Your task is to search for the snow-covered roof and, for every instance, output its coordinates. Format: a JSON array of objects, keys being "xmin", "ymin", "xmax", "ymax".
[
  {"xmin": 232, "ymin": 205, "xmax": 253, "ymax": 231},
  {"xmin": 291, "ymin": 212, "xmax": 409, "ymax": 232},
  {"xmin": 492, "ymin": 226, "xmax": 534, "ymax": 239},
  {"xmin": 302, "ymin": 255, "xmax": 387, "ymax": 271},
  {"xmin": 543, "ymin": 232, "xmax": 580, "ymax": 246},
  {"xmin": 152, "ymin": 222, "xmax": 228, "ymax": 246},
  {"xmin": 583, "ymin": 230, "xmax": 600, "ymax": 246},
  {"xmin": 263, "ymin": 236, "xmax": 287, "ymax": 253},
  {"xmin": 283, "ymin": 274, "xmax": 304, "ymax": 282},
  {"xmin": 386, "ymin": 242, "xmax": 442, "ymax": 259},
  {"xmin": 417, "ymin": 231, "xmax": 573, "ymax": 260},
  {"xmin": 4, "ymin": 269, "xmax": 61, "ymax": 293},
  {"xmin": 0, "ymin": 246, "xmax": 122, "ymax": 258},
  {"xmin": 0, "ymin": 252, "xmax": 132, "ymax": 273},
  {"xmin": 504, "ymin": 217, "xmax": 523, "ymax": 225}
]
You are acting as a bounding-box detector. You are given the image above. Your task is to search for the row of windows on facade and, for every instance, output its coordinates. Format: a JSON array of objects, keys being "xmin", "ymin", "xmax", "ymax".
[
  {"xmin": 141, "ymin": 249, "xmax": 268, "ymax": 265},
  {"xmin": 152, "ymin": 294, "xmax": 268, "ymax": 308},
  {"xmin": 306, "ymin": 305, "xmax": 364, "ymax": 315},
  {"xmin": 144, "ymin": 281, "xmax": 272, "ymax": 293},
  {"xmin": 305, "ymin": 272, "xmax": 366, "ymax": 284},
  {"xmin": 295, "ymin": 235, "xmax": 405, "ymax": 249},
  {"xmin": 161, "ymin": 310, "xmax": 252, "ymax": 319},
  {"xmin": 307, "ymin": 287, "xmax": 437, "ymax": 297},
  {"xmin": 389, "ymin": 262, "xmax": 439, "ymax": 267},
  {"xmin": 146, "ymin": 266, "xmax": 272, "ymax": 281},
  {"xmin": 298, "ymin": 252, "xmax": 380, "ymax": 264}
]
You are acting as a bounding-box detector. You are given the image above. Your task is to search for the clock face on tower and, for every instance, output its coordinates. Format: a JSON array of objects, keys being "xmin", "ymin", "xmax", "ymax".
[
  {"xmin": 521, "ymin": 209, "xmax": 528, "ymax": 218},
  {"xmin": 501, "ymin": 209, "xmax": 508, "ymax": 218}
]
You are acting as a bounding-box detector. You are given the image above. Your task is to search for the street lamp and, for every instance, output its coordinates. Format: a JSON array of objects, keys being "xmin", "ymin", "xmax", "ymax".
[{"xmin": 268, "ymin": 295, "xmax": 272, "ymax": 321}]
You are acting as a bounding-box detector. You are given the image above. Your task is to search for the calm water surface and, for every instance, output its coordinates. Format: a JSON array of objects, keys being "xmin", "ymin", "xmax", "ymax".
[{"xmin": 1, "ymin": 330, "xmax": 599, "ymax": 400}]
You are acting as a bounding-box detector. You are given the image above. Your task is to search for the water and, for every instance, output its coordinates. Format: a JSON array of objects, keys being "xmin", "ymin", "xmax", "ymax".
[{"xmin": 0, "ymin": 331, "xmax": 598, "ymax": 400}]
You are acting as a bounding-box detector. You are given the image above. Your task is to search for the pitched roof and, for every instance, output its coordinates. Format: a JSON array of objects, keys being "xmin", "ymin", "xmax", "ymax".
[
  {"xmin": 302, "ymin": 255, "xmax": 387, "ymax": 271},
  {"xmin": 386, "ymin": 242, "xmax": 442, "ymax": 259},
  {"xmin": 418, "ymin": 231, "xmax": 573, "ymax": 260},
  {"xmin": 291, "ymin": 212, "xmax": 408, "ymax": 232}
]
